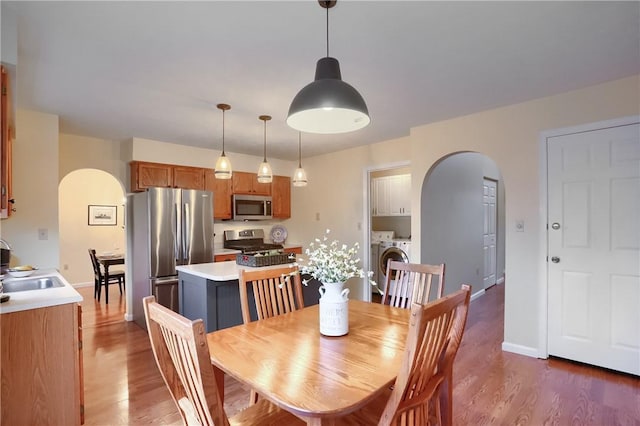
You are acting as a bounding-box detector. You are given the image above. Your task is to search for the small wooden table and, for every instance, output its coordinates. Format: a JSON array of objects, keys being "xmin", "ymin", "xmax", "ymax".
[
  {"xmin": 96, "ymin": 254, "xmax": 124, "ymax": 303},
  {"xmin": 206, "ymin": 300, "xmax": 410, "ymax": 425}
]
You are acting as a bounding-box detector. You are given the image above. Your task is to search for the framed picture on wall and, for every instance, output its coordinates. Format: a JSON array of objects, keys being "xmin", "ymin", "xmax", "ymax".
[{"xmin": 88, "ymin": 205, "xmax": 117, "ymax": 226}]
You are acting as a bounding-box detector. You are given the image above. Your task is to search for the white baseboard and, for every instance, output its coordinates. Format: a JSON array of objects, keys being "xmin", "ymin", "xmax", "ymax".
[
  {"xmin": 501, "ymin": 342, "xmax": 540, "ymax": 358},
  {"xmin": 124, "ymin": 313, "xmax": 133, "ymax": 321},
  {"xmin": 496, "ymin": 275, "xmax": 505, "ymax": 285},
  {"xmin": 72, "ymin": 281, "xmax": 93, "ymax": 288},
  {"xmin": 470, "ymin": 289, "xmax": 485, "ymax": 302}
]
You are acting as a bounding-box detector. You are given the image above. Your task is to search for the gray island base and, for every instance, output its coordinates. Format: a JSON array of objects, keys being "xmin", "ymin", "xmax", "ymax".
[{"xmin": 177, "ymin": 261, "xmax": 320, "ymax": 332}]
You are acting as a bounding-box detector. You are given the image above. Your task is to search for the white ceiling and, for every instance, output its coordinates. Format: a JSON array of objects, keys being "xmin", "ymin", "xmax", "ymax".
[{"xmin": 4, "ymin": 1, "xmax": 639, "ymax": 161}]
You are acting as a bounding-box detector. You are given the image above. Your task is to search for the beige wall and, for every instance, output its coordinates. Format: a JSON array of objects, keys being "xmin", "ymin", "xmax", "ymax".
[
  {"xmin": 59, "ymin": 169, "xmax": 125, "ymax": 284},
  {"xmin": 1, "ymin": 109, "xmax": 60, "ymax": 268},
  {"xmin": 410, "ymin": 75, "xmax": 640, "ymax": 354}
]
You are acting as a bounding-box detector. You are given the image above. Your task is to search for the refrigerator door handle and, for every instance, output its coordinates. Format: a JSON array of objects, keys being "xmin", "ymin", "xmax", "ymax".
[
  {"xmin": 183, "ymin": 202, "xmax": 190, "ymax": 262},
  {"xmin": 174, "ymin": 202, "xmax": 181, "ymax": 263}
]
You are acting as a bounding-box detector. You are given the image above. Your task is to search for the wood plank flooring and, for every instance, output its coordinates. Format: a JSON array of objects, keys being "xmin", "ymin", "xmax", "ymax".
[{"xmin": 79, "ymin": 284, "xmax": 639, "ymax": 425}]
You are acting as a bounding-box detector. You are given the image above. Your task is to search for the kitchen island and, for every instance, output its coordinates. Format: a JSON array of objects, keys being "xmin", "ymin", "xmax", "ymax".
[{"xmin": 176, "ymin": 261, "xmax": 320, "ymax": 332}]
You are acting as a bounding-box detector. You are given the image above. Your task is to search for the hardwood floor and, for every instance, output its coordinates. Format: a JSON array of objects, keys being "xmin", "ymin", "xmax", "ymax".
[{"xmin": 79, "ymin": 284, "xmax": 639, "ymax": 425}]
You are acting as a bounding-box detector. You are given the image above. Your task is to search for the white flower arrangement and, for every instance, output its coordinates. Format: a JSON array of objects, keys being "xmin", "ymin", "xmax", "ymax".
[{"xmin": 298, "ymin": 229, "xmax": 375, "ymax": 286}]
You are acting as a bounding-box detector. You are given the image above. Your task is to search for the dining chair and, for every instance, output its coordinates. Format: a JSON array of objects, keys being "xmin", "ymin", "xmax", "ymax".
[
  {"xmin": 142, "ymin": 296, "xmax": 305, "ymax": 426},
  {"xmin": 238, "ymin": 265, "xmax": 304, "ymax": 405},
  {"xmin": 339, "ymin": 284, "xmax": 471, "ymax": 426},
  {"xmin": 88, "ymin": 249, "xmax": 125, "ymax": 303},
  {"xmin": 238, "ymin": 265, "xmax": 304, "ymax": 324},
  {"xmin": 381, "ymin": 260, "xmax": 445, "ymax": 309}
]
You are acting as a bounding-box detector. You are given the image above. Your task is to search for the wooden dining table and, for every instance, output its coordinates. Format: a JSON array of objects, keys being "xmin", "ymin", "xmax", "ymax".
[
  {"xmin": 95, "ymin": 253, "xmax": 125, "ymax": 303},
  {"xmin": 206, "ymin": 300, "xmax": 410, "ymax": 425}
]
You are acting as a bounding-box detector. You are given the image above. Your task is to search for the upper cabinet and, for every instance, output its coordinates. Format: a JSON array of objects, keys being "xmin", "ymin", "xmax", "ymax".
[
  {"xmin": 204, "ymin": 169, "xmax": 232, "ymax": 220},
  {"xmin": 1, "ymin": 65, "xmax": 14, "ymax": 219},
  {"xmin": 232, "ymin": 171, "xmax": 271, "ymax": 196},
  {"xmin": 371, "ymin": 174, "xmax": 411, "ymax": 217},
  {"xmin": 272, "ymin": 175, "xmax": 291, "ymax": 219},
  {"xmin": 130, "ymin": 161, "xmax": 204, "ymax": 192}
]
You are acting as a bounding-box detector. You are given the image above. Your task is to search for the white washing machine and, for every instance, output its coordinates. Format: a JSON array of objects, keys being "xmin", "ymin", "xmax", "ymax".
[
  {"xmin": 378, "ymin": 239, "xmax": 412, "ymax": 295},
  {"xmin": 371, "ymin": 231, "xmax": 395, "ymax": 292}
]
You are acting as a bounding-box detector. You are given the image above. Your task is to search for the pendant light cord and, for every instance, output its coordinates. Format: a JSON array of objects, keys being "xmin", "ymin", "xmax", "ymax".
[
  {"xmin": 221, "ymin": 109, "xmax": 226, "ymax": 155},
  {"xmin": 263, "ymin": 119, "xmax": 267, "ymax": 162},
  {"xmin": 326, "ymin": 2, "xmax": 330, "ymax": 57},
  {"xmin": 298, "ymin": 132, "xmax": 303, "ymax": 167}
]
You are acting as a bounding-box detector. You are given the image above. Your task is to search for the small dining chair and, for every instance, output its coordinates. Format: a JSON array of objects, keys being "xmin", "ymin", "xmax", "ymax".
[
  {"xmin": 338, "ymin": 284, "xmax": 471, "ymax": 426},
  {"xmin": 88, "ymin": 249, "xmax": 125, "ymax": 303},
  {"xmin": 142, "ymin": 296, "xmax": 305, "ymax": 426},
  {"xmin": 238, "ymin": 265, "xmax": 304, "ymax": 405},
  {"xmin": 238, "ymin": 265, "xmax": 304, "ymax": 324},
  {"xmin": 381, "ymin": 260, "xmax": 445, "ymax": 309}
]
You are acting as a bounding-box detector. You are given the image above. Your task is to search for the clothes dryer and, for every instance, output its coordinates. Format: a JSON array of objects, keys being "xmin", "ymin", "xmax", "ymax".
[{"xmin": 378, "ymin": 239, "xmax": 412, "ymax": 297}]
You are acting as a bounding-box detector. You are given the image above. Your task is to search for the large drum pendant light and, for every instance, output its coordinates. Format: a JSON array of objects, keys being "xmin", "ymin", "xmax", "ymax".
[
  {"xmin": 214, "ymin": 103, "xmax": 232, "ymax": 179},
  {"xmin": 257, "ymin": 115, "xmax": 273, "ymax": 184},
  {"xmin": 287, "ymin": 0, "xmax": 370, "ymax": 134}
]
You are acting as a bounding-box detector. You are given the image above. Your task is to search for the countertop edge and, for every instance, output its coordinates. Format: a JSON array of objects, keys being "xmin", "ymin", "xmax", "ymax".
[{"xmin": 0, "ymin": 270, "xmax": 83, "ymax": 314}]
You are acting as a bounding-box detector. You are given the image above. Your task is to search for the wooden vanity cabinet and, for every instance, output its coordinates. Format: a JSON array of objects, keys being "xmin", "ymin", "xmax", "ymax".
[
  {"xmin": 232, "ymin": 171, "xmax": 272, "ymax": 196},
  {"xmin": 1, "ymin": 302, "xmax": 83, "ymax": 425},
  {"xmin": 205, "ymin": 169, "xmax": 232, "ymax": 220}
]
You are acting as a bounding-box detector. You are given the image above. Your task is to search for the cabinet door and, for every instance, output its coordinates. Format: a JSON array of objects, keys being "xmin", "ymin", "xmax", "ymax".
[
  {"xmin": 388, "ymin": 174, "xmax": 411, "ymax": 216},
  {"xmin": 205, "ymin": 169, "xmax": 232, "ymax": 220},
  {"xmin": 1, "ymin": 65, "xmax": 13, "ymax": 218},
  {"xmin": 232, "ymin": 171, "xmax": 255, "ymax": 194},
  {"xmin": 130, "ymin": 161, "xmax": 173, "ymax": 191},
  {"xmin": 272, "ymin": 175, "xmax": 291, "ymax": 219},
  {"xmin": 372, "ymin": 177, "xmax": 390, "ymax": 216},
  {"xmin": 232, "ymin": 171, "xmax": 272, "ymax": 195},
  {"xmin": 173, "ymin": 166, "xmax": 205, "ymax": 190}
]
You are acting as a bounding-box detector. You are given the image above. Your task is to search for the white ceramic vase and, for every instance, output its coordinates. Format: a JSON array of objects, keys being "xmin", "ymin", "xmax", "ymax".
[{"xmin": 318, "ymin": 281, "xmax": 350, "ymax": 336}]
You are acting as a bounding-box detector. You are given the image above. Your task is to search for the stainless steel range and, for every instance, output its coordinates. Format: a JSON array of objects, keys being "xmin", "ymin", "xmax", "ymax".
[{"xmin": 223, "ymin": 229, "xmax": 284, "ymax": 253}]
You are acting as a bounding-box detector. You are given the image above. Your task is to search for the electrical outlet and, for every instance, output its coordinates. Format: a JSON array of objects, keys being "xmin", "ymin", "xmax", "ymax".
[
  {"xmin": 315, "ymin": 212, "xmax": 320, "ymax": 221},
  {"xmin": 63, "ymin": 264, "xmax": 69, "ymax": 270},
  {"xmin": 515, "ymin": 220, "xmax": 525, "ymax": 232}
]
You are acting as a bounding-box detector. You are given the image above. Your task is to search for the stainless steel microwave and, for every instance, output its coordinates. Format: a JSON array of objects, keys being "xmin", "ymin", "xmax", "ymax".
[{"xmin": 232, "ymin": 194, "xmax": 272, "ymax": 220}]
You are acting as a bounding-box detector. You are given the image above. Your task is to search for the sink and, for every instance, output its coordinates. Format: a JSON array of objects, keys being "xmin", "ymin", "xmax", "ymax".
[{"xmin": 2, "ymin": 276, "xmax": 65, "ymax": 293}]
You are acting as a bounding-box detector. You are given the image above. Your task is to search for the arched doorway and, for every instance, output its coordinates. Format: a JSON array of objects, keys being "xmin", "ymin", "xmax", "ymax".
[
  {"xmin": 420, "ymin": 152, "xmax": 505, "ymax": 297},
  {"xmin": 59, "ymin": 169, "xmax": 125, "ymax": 285}
]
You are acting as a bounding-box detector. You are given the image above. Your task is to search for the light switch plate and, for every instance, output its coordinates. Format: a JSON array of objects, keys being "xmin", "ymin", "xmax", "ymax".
[{"xmin": 515, "ymin": 220, "xmax": 524, "ymax": 232}]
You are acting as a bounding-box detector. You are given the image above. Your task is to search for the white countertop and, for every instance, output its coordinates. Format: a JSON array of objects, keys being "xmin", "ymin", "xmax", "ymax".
[
  {"xmin": 177, "ymin": 261, "xmax": 299, "ymax": 281},
  {"xmin": 0, "ymin": 269, "xmax": 83, "ymax": 314}
]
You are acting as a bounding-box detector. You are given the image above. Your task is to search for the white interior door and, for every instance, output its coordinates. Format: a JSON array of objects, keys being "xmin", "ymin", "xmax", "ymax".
[
  {"xmin": 483, "ymin": 179, "xmax": 497, "ymax": 289},
  {"xmin": 547, "ymin": 122, "xmax": 640, "ymax": 375}
]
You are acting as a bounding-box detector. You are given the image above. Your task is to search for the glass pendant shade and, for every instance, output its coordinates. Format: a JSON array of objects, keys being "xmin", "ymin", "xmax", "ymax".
[
  {"xmin": 287, "ymin": 57, "xmax": 369, "ymax": 134},
  {"xmin": 292, "ymin": 132, "xmax": 308, "ymax": 187},
  {"xmin": 214, "ymin": 153, "xmax": 232, "ymax": 179},
  {"xmin": 257, "ymin": 161, "xmax": 273, "ymax": 183},
  {"xmin": 293, "ymin": 167, "xmax": 308, "ymax": 187},
  {"xmin": 257, "ymin": 115, "xmax": 273, "ymax": 184},
  {"xmin": 215, "ymin": 103, "xmax": 232, "ymax": 179}
]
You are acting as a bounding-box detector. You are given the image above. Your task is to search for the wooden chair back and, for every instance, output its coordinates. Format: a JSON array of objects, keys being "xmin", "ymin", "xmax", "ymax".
[
  {"xmin": 378, "ymin": 284, "xmax": 471, "ymax": 426},
  {"xmin": 88, "ymin": 249, "xmax": 101, "ymax": 279},
  {"xmin": 238, "ymin": 266, "xmax": 304, "ymax": 324},
  {"xmin": 381, "ymin": 261, "xmax": 445, "ymax": 308},
  {"xmin": 143, "ymin": 296, "xmax": 230, "ymax": 426}
]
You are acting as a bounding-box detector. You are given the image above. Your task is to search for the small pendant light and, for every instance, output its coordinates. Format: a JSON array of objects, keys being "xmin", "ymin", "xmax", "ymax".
[
  {"xmin": 257, "ymin": 115, "xmax": 273, "ymax": 184},
  {"xmin": 292, "ymin": 132, "xmax": 308, "ymax": 187},
  {"xmin": 214, "ymin": 103, "xmax": 232, "ymax": 179},
  {"xmin": 287, "ymin": 0, "xmax": 369, "ymax": 134}
]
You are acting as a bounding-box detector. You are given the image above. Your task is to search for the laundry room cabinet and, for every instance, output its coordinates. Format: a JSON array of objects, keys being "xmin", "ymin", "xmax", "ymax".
[{"xmin": 371, "ymin": 174, "xmax": 411, "ymax": 216}]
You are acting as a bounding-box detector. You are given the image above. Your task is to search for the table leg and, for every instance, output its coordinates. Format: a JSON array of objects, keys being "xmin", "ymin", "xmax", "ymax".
[
  {"xmin": 104, "ymin": 265, "xmax": 110, "ymax": 304},
  {"xmin": 213, "ymin": 366, "xmax": 225, "ymax": 402}
]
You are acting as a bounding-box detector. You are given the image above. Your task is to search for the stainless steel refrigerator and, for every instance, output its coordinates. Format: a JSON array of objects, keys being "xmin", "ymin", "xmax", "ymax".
[{"xmin": 129, "ymin": 187, "xmax": 214, "ymax": 329}]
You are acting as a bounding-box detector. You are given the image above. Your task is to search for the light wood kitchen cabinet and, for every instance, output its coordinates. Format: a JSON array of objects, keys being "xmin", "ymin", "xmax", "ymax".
[
  {"xmin": 232, "ymin": 171, "xmax": 272, "ymax": 196},
  {"xmin": 205, "ymin": 169, "xmax": 233, "ymax": 220},
  {"xmin": 1, "ymin": 65, "xmax": 14, "ymax": 218},
  {"xmin": 271, "ymin": 175, "xmax": 291, "ymax": 219},
  {"xmin": 284, "ymin": 246, "xmax": 302, "ymax": 255},
  {"xmin": 214, "ymin": 252, "xmax": 238, "ymax": 262},
  {"xmin": 130, "ymin": 161, "xmax": 205, "ymax": 192},
  {"xmin": 1, "ymin": 302, "xmax": 83, "ymax": 425}
]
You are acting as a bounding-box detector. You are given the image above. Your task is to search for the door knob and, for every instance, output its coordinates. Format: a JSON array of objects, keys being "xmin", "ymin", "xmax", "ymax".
[
  {"xmin": 551, "ymin": 223, "xmax": 561, "ymax": 230},
  {"xmin": 551, "ymin": 256, "xmax": 560, "ymax": 263}
]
